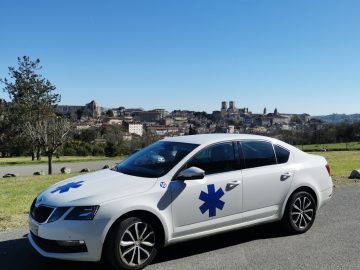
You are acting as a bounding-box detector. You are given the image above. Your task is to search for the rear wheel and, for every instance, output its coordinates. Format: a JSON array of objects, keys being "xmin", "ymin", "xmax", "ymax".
[
  {"xmin": 107, "ymin": 217, "xmax": 159, "ymax": 270},
  {"xmin": 283, "ymin": 191, "xmax": 316, "ymax": 233}
]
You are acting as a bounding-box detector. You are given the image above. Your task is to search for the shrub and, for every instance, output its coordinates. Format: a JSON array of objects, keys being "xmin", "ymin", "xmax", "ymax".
[
  {"xmin": 92, "ymin": 145, "xmax": 105, "ymax": 156},
  {"xmin": 104, "ymin": 142, "xmax": 117, "ymax": 157}
]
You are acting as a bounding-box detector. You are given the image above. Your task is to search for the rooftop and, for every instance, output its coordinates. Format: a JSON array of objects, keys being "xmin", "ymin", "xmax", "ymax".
[{"xmin": 162, "ymin": 133, "xmax": 276, "ymax": 145}]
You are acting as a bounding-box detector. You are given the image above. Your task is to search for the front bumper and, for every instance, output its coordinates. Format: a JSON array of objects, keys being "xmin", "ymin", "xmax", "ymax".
[{"xmin": 28, "ymin": 215, "xmax": 110, "ymax": 262}]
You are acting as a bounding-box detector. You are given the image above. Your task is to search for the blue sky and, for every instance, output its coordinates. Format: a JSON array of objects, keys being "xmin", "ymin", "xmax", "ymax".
[{"xmin": 0, "ymin": 0, "xmax": 359, "ymax": 115}]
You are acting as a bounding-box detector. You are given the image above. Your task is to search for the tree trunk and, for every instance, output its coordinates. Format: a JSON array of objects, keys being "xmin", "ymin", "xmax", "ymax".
[
  {"xmin": 31, "ymin": 152, "xmax": 35, "ymax": 161},
  {"xmin": 48, "ymin": 153, "xmax": 53, "ymax": 175},
  {"xmin": 37, "ymin": 149, "xmax": 41, "ymax": 161}
]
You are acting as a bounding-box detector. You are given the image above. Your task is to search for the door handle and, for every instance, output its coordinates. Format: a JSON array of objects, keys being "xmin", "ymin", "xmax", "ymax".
[
  {"xmin": 281, "ymin": 172, "xmax": 293, "ymax": 181},
  {"xmin": 226, "ymin": 180, "xmax": 241, "ymax": 192}
]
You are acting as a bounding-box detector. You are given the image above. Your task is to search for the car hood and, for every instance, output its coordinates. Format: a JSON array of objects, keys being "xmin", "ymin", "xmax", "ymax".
[{"xmin": 36, "ymin": 169, "xmax": 157, "ymax": 206}]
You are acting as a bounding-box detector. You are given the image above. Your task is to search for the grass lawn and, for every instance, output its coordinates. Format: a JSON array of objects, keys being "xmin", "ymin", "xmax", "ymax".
[
  {"xmin": 297, "ymin": 142, "xmax": 360, "ymax": 152},
  {"xmin": 0, "ymin": 155, "xmax": 125, "ymax": 166},
  {"xmin": 0, "ymin": 173, "xmax": 82, "ymax": 231},
  {"xmin": 0, "ymin": 151, "xmax": 359, "ymax": 231},
  {"xmin": 311, "ymin": 151, "xmax": 360, "ymax": 186}
]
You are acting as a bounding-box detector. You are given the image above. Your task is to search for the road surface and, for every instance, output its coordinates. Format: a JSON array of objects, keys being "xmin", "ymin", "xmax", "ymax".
[
  {"xmin": 0, "ymin": 185, "xmax": 359, "ymax": 270},
  {"xmin": 0, "ymin": 160, "xmax": 120, "ymax": 177}
]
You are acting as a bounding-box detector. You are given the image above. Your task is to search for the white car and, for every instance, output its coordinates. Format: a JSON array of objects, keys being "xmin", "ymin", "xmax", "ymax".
[{"xmin": 28, "ymin": 134, "xmax": 333, "ymax": 269}]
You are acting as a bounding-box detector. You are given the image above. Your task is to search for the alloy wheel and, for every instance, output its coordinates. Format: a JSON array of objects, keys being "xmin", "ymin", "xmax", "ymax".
[
  {"xmin": 119, "ymin": 222, "xmax": 156, "ymax": 267},
  {"xmin": 290, "ymin": 195, "xmax": 315, "ymax": 230}
]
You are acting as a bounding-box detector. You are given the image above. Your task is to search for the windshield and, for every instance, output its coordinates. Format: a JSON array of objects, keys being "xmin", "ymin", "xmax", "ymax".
[{"xmin": 115, "ymin": 141, "xmax": 199, "ymax": 178}]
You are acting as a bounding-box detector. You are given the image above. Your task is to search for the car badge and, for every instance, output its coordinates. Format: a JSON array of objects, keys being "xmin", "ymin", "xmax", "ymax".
[
  {"xmin": 160, "ymin": 182, "xmax": 167, "ymax": 188},
  {"xmin": 36, "ymin": 196, "xmax": 44, "ymax": 205}
]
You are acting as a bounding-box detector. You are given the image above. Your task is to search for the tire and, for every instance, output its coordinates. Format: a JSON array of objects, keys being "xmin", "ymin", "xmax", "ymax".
[
  {"xmin": 106, "ymin": 216, "xmax": 160, "ymax": 270},
  {"xmin": 283, "ymin": 191, "xmax": 317, "ymax": 234}
]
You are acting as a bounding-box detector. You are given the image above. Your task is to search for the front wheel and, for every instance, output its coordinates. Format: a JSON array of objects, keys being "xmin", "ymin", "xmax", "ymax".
[
  {"xmin": 107, "ymin": 217, "xmax": 159, "ymax": 270},
  {"xmin": 283, "ymin": 191, "xmax": 317, "ymax": 233}
]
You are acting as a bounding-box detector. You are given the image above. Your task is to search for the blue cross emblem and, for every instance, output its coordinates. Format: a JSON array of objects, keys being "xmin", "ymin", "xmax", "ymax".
[
  {"xmin": 199, "ymin": 184, "xmax": 225, "ymax": 217},
  {"xmin": 51, "ymin": 181, "xmax": 84, "ymax": 194}
]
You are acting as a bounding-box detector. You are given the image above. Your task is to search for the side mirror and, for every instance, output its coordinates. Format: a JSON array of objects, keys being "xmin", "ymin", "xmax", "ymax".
[{"xmin": 177, "ymin": 167, "xmax": 205, "ymax": 181}]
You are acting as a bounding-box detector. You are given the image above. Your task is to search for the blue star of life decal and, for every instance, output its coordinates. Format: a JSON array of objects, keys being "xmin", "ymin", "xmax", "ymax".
[
  {"xmin": 51, "ymin": 181, "xmax": 84, "ymax": 194},
  {"xmin": 199, "ymin": 184, "xmax": 225, "ymax": 217}
]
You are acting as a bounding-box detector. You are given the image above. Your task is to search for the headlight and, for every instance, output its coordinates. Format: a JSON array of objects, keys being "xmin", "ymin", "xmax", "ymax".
[
  {"xmin": 48, "ymin": 207, "xmax": 70, "ymax": 223},
  {"xmin": 65, "ymin": 206, "xmax": 99, "ymax": 220}
]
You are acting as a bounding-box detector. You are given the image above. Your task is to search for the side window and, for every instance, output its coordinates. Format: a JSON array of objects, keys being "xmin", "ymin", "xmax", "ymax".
[
  {"xmin": 186, "ymin": 142, "xmax": 236, "ymax": 175},
  {"xmin": 240, "ymin": 141, "xmax": 276, "ymax": 169},
  {"xmin": 274, "ymin": 144, "xmax": 290, "ymax": 164}
]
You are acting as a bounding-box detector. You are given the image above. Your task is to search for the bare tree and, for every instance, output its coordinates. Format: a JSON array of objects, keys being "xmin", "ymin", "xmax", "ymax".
[{"xmin": 24, "ymin": 117, "xmax": 72, "ymax": 174}]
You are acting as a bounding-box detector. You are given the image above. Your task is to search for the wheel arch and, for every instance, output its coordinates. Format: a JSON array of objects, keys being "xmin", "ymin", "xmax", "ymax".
[
  {"xmin": 101, "ymin": 209, "xmax": 167, "ymax": 260},
  {"xmin": 281, "ymin": 185, "xmax": 319, "ymax": 217}
]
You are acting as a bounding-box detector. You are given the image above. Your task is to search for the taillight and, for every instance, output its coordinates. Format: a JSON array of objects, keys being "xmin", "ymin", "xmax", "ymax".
[{"xmin": 325, "ymin": 164, "xmax": 331, "ymax": 176}]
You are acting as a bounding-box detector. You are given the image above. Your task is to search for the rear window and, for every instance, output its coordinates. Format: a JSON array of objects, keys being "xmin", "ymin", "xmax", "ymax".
[{"xmin": 274, "ymin": 145, "xmax": 290, "ymax": 164}]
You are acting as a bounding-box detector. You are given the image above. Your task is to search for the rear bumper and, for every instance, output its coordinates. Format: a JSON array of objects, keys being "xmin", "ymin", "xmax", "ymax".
[{"xmin": 319, "ymin": 185, "xmax": 333, "ymax": 209}]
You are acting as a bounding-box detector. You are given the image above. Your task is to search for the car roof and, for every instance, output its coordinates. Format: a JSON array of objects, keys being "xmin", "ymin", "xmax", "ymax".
[{"xmin": 162, "ymin": 133, "xmax": 277, "ymax": 145}]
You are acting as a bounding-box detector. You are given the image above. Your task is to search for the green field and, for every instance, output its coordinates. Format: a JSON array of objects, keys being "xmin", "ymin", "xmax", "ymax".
[
  {"xmin": 311, "ymin": 151, "xmax": 360, "ymax": 184},
  {"xmin": 0, "ymin": 173, "xmax": 82, "ymax": 231},
  {"xmin": 0, "ymin": 155, "xmax": 125, "ymax": 166},
  {"xmin": 0, "ymin": 151, "xmax": 359, "ymax": 231},
  {"xmin": 297, "ymin": 142, "xmax": 360, "ymax": 152},
  {"xmin": 314, "ymin": 151, "xmax": 360, "ymax": 176}
]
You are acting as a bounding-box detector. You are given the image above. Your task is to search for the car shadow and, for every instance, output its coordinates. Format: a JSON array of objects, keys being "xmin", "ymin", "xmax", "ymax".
[
  {"xmin": 153, "ymin": 222, "xmax": 292, "ymax": 264},
  {"xmin": 0, "ymin": 223, "xmax": 292, "ymax": 270},
  {"xmin": 0, "ymin": 234, "xmax": 106, "ymax": 270}
]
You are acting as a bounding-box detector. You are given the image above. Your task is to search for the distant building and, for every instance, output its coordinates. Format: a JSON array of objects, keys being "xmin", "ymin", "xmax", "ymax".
[
  {"xmin": 212, "ymin": 110, "xmax": 222, "ymax": 121},
  {"xmin": 56, "ymin": 100, "xmax": 101, "ymax": 119},
  {"xmin": 147, "ymin": 126, "xmax": 179, "ymax": 136},
  {"xmin": 220, "ymin": 101, "xmax": 251, "ymax": 116},
  {"xmin": 229, "ymin": 101, "xmax": 236, "ymax": 112},
  {"xmin": 106, "ymin": 118, "xmax": 123, "ymax": 125},
  {"xmin": 133, "ymin": 109, "xmax": 167, "ymax": 122},
  {"xmin": 299, "ymin": 113, "xmax": 311, "ymax": 123},
  {"xmin": 160, "ymin": 117, "xmax": 174, "ymax": 126},
  {"xmin": 272, "ymin": 115, "xmax": 290, "ymax": 125},
  {"xmin": 125, "ymin": 108, "xmax": 144, "ymax": 114},
  {"xmin": 171, "ymin": 110, "xmax": 194, "ymax": 119},
  {"xmin": 255, "ymin": 116, "xmax": 271, "ymax": 127},
  {"xmin": 125, "ymin": 123, "xmax": 143, "ymax": 136},
  {"xmin": 274, "ymin": 108, "xmax": 279, "ymax": 116},
  {"xmin": 221, "ymin": 101, "xmax": 228, "ymax": 111},
  {"xmin": 241, "ymin": 115, "xmax": 253, "ymax": 126},
  {"xmin": 56, "ymin": 105, "xmax": 83, "ymax": 119},
  {"xmin": 85, "ymin": 100, "xmax": 101, "ymax": 118}
]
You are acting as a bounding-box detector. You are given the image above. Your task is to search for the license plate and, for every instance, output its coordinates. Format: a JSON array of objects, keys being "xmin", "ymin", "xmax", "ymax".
[{"xmin": 29, "ymin": 221, "xmax": 38, "ymax": 236}]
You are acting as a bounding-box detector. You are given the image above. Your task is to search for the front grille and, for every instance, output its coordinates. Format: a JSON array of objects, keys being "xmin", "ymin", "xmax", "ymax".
[
  {"xmin": 30, "ymin": 200, "xmax": 54, "ymax": 223},
  {"xmin": 30, "ymin": 232, "xmax": 88, "ymax": 253}
]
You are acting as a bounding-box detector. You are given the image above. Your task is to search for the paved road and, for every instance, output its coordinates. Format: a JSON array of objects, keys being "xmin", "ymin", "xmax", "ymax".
[
  {"xmin": 1, "ymin": 185, "xmax": 359, "ymax": 270},
  {"xmin": 0, "ymin": 160, "xmax": 120, "ymax": 177}
]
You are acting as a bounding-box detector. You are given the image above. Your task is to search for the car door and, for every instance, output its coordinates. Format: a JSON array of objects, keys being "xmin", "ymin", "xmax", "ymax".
[
  {"xmin": 170, "ymin": 141, "xmax": 243, "ymax": 237},
  {"xmin": 239, "ymin": 140, "xmax": 294, "ymax": 221}
]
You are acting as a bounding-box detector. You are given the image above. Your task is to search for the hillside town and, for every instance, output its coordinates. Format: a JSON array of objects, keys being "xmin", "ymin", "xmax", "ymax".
[{"xmin": 56, "ymin": 100, "xmax": 316, "ymax": 140}]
